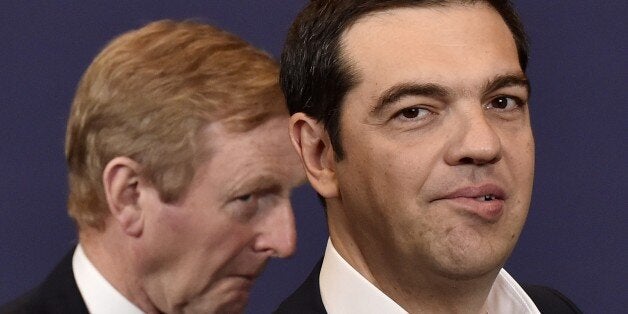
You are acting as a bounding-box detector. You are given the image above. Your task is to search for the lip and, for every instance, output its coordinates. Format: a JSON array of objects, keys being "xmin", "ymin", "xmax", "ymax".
[
  {"xmin": 229, "ymin": 260, "xmax": 268, "ymax": 291},
  {"xmin": 434, "ymin": 183, "xmax": 506, "ymax": 222},
  {"xmin": 228, "ymin": 275, "xmax": 255, "ymax": 294},
  {"xmin": 232, "ymin": 268, "xmax": 264, "ymax": 287},
  {"xmin": 237, "ymin": 274, "xmax": 257, "ymax": 282},
  {"xmin": 234, "ymin": 272, "xmax": 259, "ymax": 283}
]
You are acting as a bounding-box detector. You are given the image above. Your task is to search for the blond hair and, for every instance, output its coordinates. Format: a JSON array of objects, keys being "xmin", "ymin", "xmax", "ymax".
[{"xmin": 65, "ymin": 20, "xmax": 286, "ymax": 230}]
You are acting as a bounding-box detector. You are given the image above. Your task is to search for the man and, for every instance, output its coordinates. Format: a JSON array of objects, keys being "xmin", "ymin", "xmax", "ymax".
[
  {"xmin": 276, "ymin": 1, "xmax": 581, "ymax": 313},
  {"xmin": 1, "ymin": 20, "xmax": 304, "ymax": 313}
]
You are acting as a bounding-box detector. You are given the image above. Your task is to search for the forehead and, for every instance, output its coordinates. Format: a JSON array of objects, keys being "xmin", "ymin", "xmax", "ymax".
[
  {"xmin": 193, "ymin": 115, "xmax": 301, "ymax": 188},
  {"xmin": 201, "ymin": 115, "xmax": 291, "ymax": 160},
  {"xmin": 340, "ymin": 4, "xmax": 520, "ymax": 93}
]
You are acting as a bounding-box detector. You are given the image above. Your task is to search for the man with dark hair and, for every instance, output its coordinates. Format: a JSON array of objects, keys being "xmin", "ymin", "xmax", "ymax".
[
  {"xmin": 1, "ymin": 20, "xmax": 304, "ymax": 314},
  {"xmin": 276, "ymin": 1, "xmax": 581, "ymax": 313}
]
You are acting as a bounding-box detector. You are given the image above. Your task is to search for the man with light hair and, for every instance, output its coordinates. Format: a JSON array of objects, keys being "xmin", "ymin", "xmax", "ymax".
[{"xmin": 2, "ymin": 20, "xmax": 304, "ymax": 313}]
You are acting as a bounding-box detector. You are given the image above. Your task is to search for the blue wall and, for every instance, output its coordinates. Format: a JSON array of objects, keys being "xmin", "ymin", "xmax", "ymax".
[{"xmin": 1, "ymin": 1, "xmax": 626, "ymax": 313}]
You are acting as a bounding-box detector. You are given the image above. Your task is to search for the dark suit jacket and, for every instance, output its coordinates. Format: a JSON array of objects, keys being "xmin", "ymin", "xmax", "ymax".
[
  {"xmin": 0, "ymin": 249, "xmax": 89, "ymax": 314},
  {"xmin": 275, "ymin": 260, "xmax": 583, "ymax": 314}
]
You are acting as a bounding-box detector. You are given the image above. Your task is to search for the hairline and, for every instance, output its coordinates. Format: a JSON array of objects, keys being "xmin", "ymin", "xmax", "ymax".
[{"xmin": 330, "ymin": 1, "xmax": 526, "ymax": 157}]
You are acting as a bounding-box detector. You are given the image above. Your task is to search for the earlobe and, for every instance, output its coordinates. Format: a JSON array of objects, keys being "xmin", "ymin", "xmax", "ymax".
[
  {"xmin": 289, "ymin": 113, "xmax": 339, "ymax": 198},
  {"xmin": 102, "ymin": 157, "xmax": 146, "ymax": 237}
]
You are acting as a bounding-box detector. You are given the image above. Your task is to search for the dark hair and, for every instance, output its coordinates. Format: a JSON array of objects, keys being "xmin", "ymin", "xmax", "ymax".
[{"xmin": 280, "ymin": 0, "xmax": 528, "ymax": 159}]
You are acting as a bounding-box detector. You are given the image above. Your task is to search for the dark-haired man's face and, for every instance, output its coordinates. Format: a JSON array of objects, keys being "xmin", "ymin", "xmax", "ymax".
[{"xmin": 328, "ymin": 3, "xmax": 534, "ymax": 287}]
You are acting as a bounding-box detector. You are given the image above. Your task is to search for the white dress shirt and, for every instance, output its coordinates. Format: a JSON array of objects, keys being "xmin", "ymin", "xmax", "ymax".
[
  {"xmin": 72, "ymin": 245, "xmax": 143, "ymax": 314},
  {"xmin": 320, "ymin": 239, "xmax": 540, "ymax": 314}
]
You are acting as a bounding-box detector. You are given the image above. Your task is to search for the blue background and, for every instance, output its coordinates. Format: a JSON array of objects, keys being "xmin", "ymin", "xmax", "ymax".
[{"xmin": 1, "ymin": 1, "xmax": 626, "ymax": 313}]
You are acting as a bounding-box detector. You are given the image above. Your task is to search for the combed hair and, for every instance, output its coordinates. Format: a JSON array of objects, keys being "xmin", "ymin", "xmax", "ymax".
[
  {"xmin": 281, "ymin": 0, "xmax": 528, "ymax": 159},
  {"xmin": 66, "ymin": 20, "xmax": 285, "ymax": 230}
]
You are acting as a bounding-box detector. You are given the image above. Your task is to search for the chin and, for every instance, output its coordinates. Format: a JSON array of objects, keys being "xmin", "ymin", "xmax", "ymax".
[
  {"xmin": 433, "ymin": 257, "xmax": 502, "ymax": 281},
  {"xmin": 183, "ymin": 286, "xmax": 250, "ymax": 314},
  {"xmin": 214, "ymin": 287, "xmax": 252, "ymax": 314},
  {"xmin": 431, "ymin": 229, "xmax": 510, "ymax": 280},
  {"xmin": 214, "ymin": 302, "xmax": 246, "ymax": 314},
  {"xmin": 187, "ymin": 299, "xmax": 247, "ymax": 314}
]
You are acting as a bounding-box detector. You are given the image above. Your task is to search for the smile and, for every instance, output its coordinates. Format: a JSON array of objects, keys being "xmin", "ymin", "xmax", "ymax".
[
  {"xmin": 476, "ymin": 194, "xmax": 497, "ymax": 202},
  {"xmin": 436, "ymin": 184, "xmax": 507, "ymax": 222}
]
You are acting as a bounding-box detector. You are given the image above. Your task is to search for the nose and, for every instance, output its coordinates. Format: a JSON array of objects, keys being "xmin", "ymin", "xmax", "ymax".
[
  {"xmin": 445, "ymin": 108, "xmax": 502, "ymax": 166},
  {"xmin": 253, "ymin": 200, "xmax": 297, "ymax": 258}
]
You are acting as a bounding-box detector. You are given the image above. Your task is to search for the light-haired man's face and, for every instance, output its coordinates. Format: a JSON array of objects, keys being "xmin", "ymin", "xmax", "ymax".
[
  {"xmin": 330, "ymin": 3, "xmax": 534, "ymax": 284},
  {"xmin": 139, "ymin": 116, "xmax": 304, "ymax": 313}
]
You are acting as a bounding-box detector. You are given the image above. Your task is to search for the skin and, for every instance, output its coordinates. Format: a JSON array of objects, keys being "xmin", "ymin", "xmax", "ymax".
[
  {"xmin": 291, "ymin": 4, "xmax": 534, "ymax": 313},
  {"xmin": 88, "ymin": 115, "xmax": 305, "ymax": 313}
]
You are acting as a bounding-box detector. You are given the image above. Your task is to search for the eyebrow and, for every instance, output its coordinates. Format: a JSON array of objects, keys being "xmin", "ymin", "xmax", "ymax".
[
  {"xmin": 483, "ymin": 73, "xmax": 530, "ymax": 96},
  {"xmin": 228, "ymin": 175, "xmax": 281, "ymax": 196},
  {"xmin": 372, "ymin": 83, "xmax": 453, "ymax": 115},
  {"xmin": 371, "ymin": 73, "xmax": 531, "ymax": 115}
]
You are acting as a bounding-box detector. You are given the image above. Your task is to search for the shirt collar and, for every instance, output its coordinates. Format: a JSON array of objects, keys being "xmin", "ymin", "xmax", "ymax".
[
  {"xmin": 73, "ymin": 245, "xmax": 144, "ymax": 314},
  {"xmin": 319, "ymin": 239, "xmax": 540, "ymax": 314}
]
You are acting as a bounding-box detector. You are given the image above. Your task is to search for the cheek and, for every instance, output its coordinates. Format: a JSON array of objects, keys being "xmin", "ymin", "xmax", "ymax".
[
  {"xmin": 338, "ymin": 139, "xmax": 443, "ymax": 227},
  {"xmin": 504, "ymin": 126, "xmax": 534, "ymax": 169},
  {"xmin": 505, "ymin": 136, "xmax": 535, "ymax": 192},
  {"xmin": 158, "ymin": 211, "xmax": 250, "ymax": 272},
  {"xmin": 177, "ymin": 229, "xmax": 255, "ymax": 295},
  {"xmin": 204, "ymin": 226, "xmax": 254, "ymax": 262},
  {"xmin": 378, "ymin": 148, "xmax": 441, "ymax": 206},
  {"xmin": 139, "ymin": 207, "xmax": 203, "ymax": 268}
]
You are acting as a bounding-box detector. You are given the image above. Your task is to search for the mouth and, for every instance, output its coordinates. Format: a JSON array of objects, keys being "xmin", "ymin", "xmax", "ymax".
[
  {"xmin": 435, "ymin": 184, "xmax": 506, "ymax": 222},
  {"xmin": 227, "ymin": 259, "xmax": 269, "ymax": 293},
  {"xmin": 232, "ymin": 266, "xmax": 265, "ymax": 287},
  {"xmin": 475, "ymin": 194, "xmax": 499, "ymax": 201},
  {"xmin": 442, "ymin": 184, "xmax": 505, "ymax": 200},
  {"xmin": 225, "ymin": 275, "xmax": 256, "ymax": 296},
  {"xmin": 236, "ymin": 274, "xmax": 257, "ymax": 282}
]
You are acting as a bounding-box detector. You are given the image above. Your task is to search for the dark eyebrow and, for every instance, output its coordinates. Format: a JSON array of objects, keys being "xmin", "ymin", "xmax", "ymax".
[
  {"xmin": 483, "ymin": 73, "xmax": 531, "ymax": 96},
  {"xmin": 371, "ymin": 74, "xmax": 531, "ymax": 115},
  {"xmin": 371, "ymin": 83, "xmax": 452, "ymax": 115}
]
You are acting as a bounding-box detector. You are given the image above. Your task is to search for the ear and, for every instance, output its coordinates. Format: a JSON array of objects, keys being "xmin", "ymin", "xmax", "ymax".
[
  {"xmin": 102, "ymin": 157, "xmax": 146, "ymax": 237},
  {"xmin": 289, "ymin": 113, "xmax": 339, "ymax": 198}
]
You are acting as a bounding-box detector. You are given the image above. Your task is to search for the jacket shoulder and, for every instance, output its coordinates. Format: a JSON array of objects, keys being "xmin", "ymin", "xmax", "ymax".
[
  {"xmin": 523, "ymin": 285, "xmax": 583, "ymax": 314},
  {"xmin": 0, "ymin": 288, "xmax": 41, "ymax": 314},
  {"xmin": 0, "ymin": 249, "xmax": 88, "ymax": 314},
  {"xmin": 274, "ymin": 259, "xmax": 326, "ymax": 314}
]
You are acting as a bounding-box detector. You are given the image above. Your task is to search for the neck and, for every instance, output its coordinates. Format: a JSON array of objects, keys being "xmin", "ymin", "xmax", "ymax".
[
  {"xmin": 328, "ymin": 215, "xmax": 498, "ymax": 314},
  {"xmin": 376, "ymin": 268, "xmax": 495, "ymax": 313},
  {"xmin": 79, "ymin": 222, "xmax": 160, "ymax": 313}
]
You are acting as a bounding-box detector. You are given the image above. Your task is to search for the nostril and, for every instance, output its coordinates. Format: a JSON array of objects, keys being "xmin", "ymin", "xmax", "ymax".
[
  {"xmin": 458, "ymin": 155, "xmax": 500, "ymax": 165},
  {"xmin": 460, "ymin": 157, "xmax": 474, "ymax": 164}
]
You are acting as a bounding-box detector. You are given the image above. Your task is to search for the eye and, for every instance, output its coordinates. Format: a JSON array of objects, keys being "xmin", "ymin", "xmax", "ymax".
[
  {"xmin": 229, "ymin": 193, "xmax": 260, "ymax": 221},
  {"xmin": 394, "ymin": 107, "xmax": 431, "ymax": 121},
  {"xmin": 486, "ymin": 96, "xmax": 523, "ymax": 110},
  {"xmin": 235, "ymin": 194, "xmax": 253, "ymax": 203}
]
